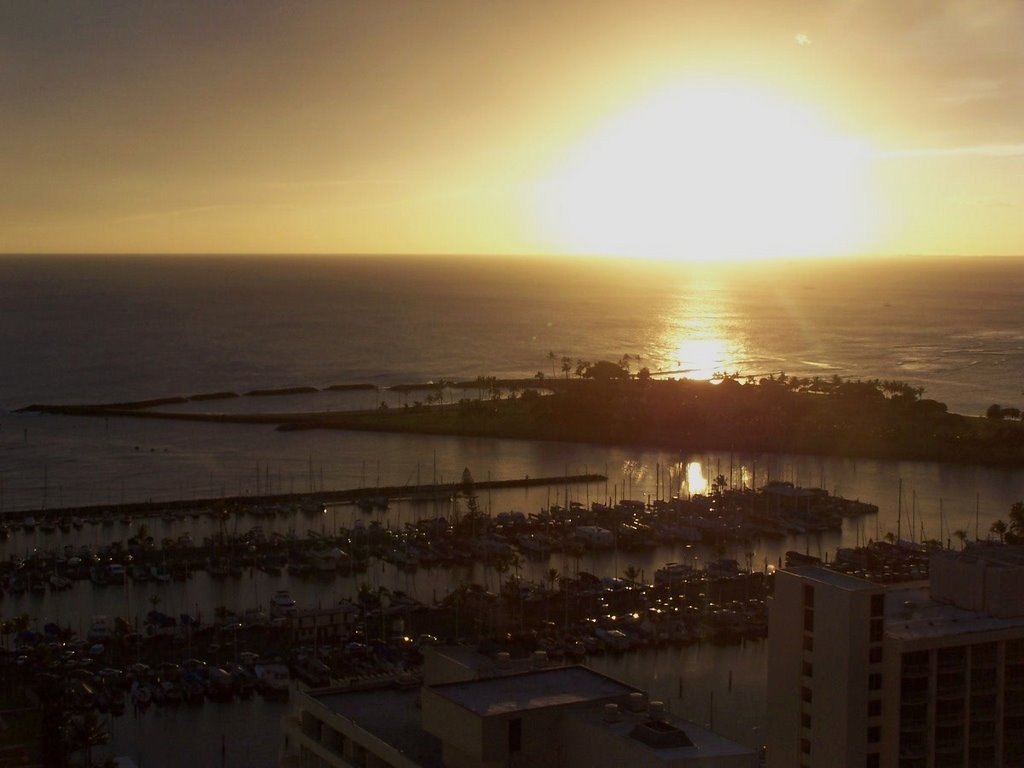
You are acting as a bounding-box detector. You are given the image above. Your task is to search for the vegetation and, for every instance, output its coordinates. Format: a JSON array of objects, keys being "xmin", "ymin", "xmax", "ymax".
[
  {"xmin": 272, "ymin": 364, "xmax": 1024, "ymax": 465},
  {"xmin": 24, "ymin": 360, "xmax": 1024, "ymax": 467}
]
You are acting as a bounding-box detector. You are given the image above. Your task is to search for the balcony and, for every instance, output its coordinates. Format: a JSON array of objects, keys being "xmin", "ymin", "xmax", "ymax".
[
  {"xmin": 902, "ymin": 663, "xmax": 929, "ymax": 679},
  {"xmin": 1004, "ymin": 697, "xmax": 1024, "ymax": 717},
  {"xmin": 900, "ymin": 716, "xmax": 928, "ymax": 732},
  {"xmin": 937, "ymin": 685, "xmax": 965, "ymax": 701},
  {"xmin": 1005, "ymin": 672, "xmax": 1024, "ymax": 691},
  {"xmin": 938, "ymin": 657, "xmax": 966, "ymax": 674},
  {"xmin": 899, "ymin": 742, "xmax": 926, "ymax": 761},
  {"xmin": 934, "ymin": 708, "xmax": 964, "ymax": 727},
  {"xmin": 969, "ymin": 733, "xmax": 996, "ymax": 749}
]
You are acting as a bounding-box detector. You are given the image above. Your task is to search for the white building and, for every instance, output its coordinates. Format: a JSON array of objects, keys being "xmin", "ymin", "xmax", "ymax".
[
  {"xmin": 767, "ymin": 543, "xmax": 1024, "ymax": 768},
  {"xmin": 282, "ymin": 647, "xmax": 758, "ymax": 768}
]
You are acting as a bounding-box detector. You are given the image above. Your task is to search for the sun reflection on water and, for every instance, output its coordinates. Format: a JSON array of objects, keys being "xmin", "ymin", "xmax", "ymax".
[
  {"xmin": 653, "ymin": 271, "xmax": 748, "ymax": 381},
  {"xmin": 686, "ymin": 461, "xmax": 707, "ymax": 495},
  {"xmin": 674, "ymin": 338, "xmax": 730, "ymax": 380}
]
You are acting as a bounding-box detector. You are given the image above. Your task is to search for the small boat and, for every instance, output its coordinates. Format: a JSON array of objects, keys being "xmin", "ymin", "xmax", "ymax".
[
  {"xmin": 49, "ymin": 574, "xmax": 72, "ymax": 591},
  {"xmin": 131, "ymin": 682, "xmax": 153, "ymax": 708},
  {"xmin": 269, "ymin": 590, "xmax": 297, "ymax": 618},
  {"xmin": 254, "ymin": 663, "xmax": 290, "ymax": 698},
  {"xmin": 87, "ymin": 616, "xmax": 111, "ymax": 644}
]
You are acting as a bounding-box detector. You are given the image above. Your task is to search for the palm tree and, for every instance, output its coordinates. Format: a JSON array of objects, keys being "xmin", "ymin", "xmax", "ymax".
[
  {"xmin": 991, "ymin": 519, "xmax": 1008, "ymax": 543},
  {"xmin": 561, "ymin": 356, "xmax": 572, "ymax": 379},
  {"xmin": 548, "ymin": 351, "xmax": 557, "ymax": 378},
  {"xmin": 952, "ymin": 528, "xmax": 968, "ymax": 551},
  {"xmin": 62, "ymin": 711, "xmax": 109, "ymax": 767},
  {"xmin": 1009, "ymin": 502, "xmax": 1024, "ymax": 538},
  {"xmin": 623, "ymin": 565, "xmax": 641, "ymax": 584}
]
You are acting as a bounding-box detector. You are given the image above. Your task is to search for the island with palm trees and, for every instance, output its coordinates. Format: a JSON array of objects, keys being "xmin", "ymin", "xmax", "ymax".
[{"xmin": 22, "ymin": 358, "xmax": 1024, "ymax": 467}]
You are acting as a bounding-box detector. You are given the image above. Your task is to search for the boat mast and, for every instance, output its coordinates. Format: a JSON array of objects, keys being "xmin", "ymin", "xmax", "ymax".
[{"xmin": 897, "ymin": 478, "xmax": 902, "ymax": 542}]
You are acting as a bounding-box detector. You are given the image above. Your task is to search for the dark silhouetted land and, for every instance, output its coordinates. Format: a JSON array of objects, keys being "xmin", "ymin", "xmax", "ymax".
[{"xmin": 20, "ymin": 372, "xmax": 1024, "ymax": 466}]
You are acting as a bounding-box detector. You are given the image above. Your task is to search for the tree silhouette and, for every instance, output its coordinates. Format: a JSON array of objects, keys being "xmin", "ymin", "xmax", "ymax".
[
  {"xmin": 546, "ymin": 567, "xmax": 559, "ymax": 593},
  {"xmin": 1009, "ymin": 502, "xmax": 1024, "ymax": 539},
  {"xmin": 62, "ymin": 711, "xmax": 109, "ymax": 767},
  {"xmin": 952, "ymin": 528, "xmax": 968, "ymax": 551},
  {"xmin": 991, "ymin": 519, "xmax": 1008, "ymax": 543}
]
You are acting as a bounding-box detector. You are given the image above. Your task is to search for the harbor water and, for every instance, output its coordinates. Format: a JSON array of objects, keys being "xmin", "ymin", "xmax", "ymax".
[{"xmin": 2, "ymin": 254, "xmax": 1023, "ymax": 764}]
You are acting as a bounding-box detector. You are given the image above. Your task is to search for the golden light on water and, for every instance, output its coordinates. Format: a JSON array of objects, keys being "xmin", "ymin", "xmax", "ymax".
[
  {"xmin": 686, "ymin": 462, "xmax": 708, "ymax": 495},
  {"xmin": 658, "ymin": 275, "xmax": 747, "ymax": 380},
  {"xmin": 536, "ymin": 78, "xmax": 875, "ymax": 264},
  {"xmin": 673, "ymin": 338, "xmax": 730, "ymax": 380}
]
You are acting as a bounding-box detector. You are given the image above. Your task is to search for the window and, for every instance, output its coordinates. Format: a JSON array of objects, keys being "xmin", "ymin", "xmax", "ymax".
[
  {"xmin": 801, "ymin": 738, "xmax": 811, "ymax": 755},
  {"xmin": 869, "ymin": 673, "xmax": 882, "ymax": 690},
  {"xmin": 869, "ymin": 646, "xmax": 883, "ymax": 664},
  {"xmin": 870, "ymin": 618, "xmax": 884, "ymax": 643},
  {"xmin": 802, "ymin": 713, "xmax": 812, "ymax": 728},
  {"xmin": 509, "ymin": 718, "xmax": 522, "ymax": 753},
  {"xmin": 867, "ymin": 726, "xmax": 881, "ymax": 744},
  {"xmin": 802, "ymin": 686, "xmax": 813, "ymax": 703},
  {"xmin": 871, "ymin": 593, "xmax": 884, "ymax": 617},
  {"xmin": 867, "ymin": 753, "xmax": 880, "ymax": 768},
  {"xmin": 804, "ymin": 608, "xmax": 815, "ymax": 632},
  {"xmin": 804, "ymin": 584, "xmax": 815, "ymax": 607},
  {"xmin": 802, "ymin": 661, "xmax": 814, "ymax": 678},
  {"xmin": 803, "ymin": 635, "xmax": 814, "ymax": 652},
  {"xmin": 868, "ymin": 699, "xmax": 881, "ymax": 717}
]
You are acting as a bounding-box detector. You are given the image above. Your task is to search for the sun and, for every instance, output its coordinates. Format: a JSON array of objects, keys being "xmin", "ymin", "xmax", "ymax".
[{"xmin": 535, "ymin": 78, "xmax": 875, "ymax": 263}]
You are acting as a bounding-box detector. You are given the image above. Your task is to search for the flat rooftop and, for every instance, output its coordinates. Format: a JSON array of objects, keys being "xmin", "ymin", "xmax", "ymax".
[
  {"xmin": 937, "ymin": 543, "xmax": 1024, "ymax": 568},
  {"xmin": 885, "ymin": 585, "xmax": 1024, "ymax": 641},
  {"xmin": 784, "ymin": 566, "xmax": 880, "ymax": 592},
  {"xmin": 570, "ymin": 706, "xmax": 758, "ymax": 763},
  {"xmin": 311, "ymin": 686, "xmax": 443, "ymax": 768},
  {"xmin": 429, "ymin": 665, "xmax": 638, "ymax": 717}
]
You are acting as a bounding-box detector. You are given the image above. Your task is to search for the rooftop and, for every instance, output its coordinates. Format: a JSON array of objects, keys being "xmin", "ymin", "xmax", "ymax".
[
  {"xmin": 885, "ymin": 585, "xmax": 1024, "ymax": 641},
  {"xmin": 429, "ymin": 665, "xmax": 638, "ymax": 717},
  {"xmin": 783, "ymin": 565, "xmax": 880, "ymax": 592},
  {"xmin": 570, "ymin": 706, "xmax": 759, "ymax": 763},
  {"xmin": 310, "ymin": 685, "xmax": 443, "ymax": 768},
  {"xmin": 936, "ymin": 543, "xmax": 1024, "ymax": 568}
]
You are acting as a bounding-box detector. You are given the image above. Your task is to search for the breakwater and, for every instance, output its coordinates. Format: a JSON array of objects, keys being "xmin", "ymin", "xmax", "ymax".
[{"xmin": 4, "ymin": 474, "xmax": 605, "ymax": 521}]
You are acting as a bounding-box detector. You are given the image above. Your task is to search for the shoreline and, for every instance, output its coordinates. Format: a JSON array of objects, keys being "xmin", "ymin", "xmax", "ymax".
[{"xmin": 18, "ymin": 374, "xmax": 1024, "ymax": 468}]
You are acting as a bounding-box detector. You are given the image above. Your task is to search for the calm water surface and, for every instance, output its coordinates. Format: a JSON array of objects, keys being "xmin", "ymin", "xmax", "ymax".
[{"xmin": 1, "ymin": 254, "xmax": 1022, "ymax": 765}]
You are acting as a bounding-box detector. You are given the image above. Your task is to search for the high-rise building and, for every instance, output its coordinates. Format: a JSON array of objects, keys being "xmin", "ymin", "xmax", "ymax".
[{"xmin": 767, "ymin": 544, "xmax": 1024, "ymax": 768}]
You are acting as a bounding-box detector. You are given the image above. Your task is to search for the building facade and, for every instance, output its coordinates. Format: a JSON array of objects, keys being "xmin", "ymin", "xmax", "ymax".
[{"xmin": 767, "ymin": 545, "xmax": 1024, "ymax": 768}]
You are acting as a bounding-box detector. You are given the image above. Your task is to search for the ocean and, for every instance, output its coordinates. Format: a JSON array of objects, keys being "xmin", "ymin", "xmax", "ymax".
[
  {"xmin": 2, "ymin": 253, "xmax": 1023, "ymax": 414},
  {"xmin": 1, "ymin": 253, "xmax": 1023, "ymax": 764},
  {"xmin": 2, "ymin": 253, "xmax": 1022, "ymax": 517}
]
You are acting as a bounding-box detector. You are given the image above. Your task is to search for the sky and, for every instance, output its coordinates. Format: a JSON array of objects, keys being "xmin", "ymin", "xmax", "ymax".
[{"xmin": 3, "ymin": 0, "xmax": 1024, "ymax": 261}]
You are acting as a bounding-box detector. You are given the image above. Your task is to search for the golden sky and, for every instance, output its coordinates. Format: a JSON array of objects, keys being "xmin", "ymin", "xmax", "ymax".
[{"xmin": 3, "ymin": 1, "xmax": 1023, "ymax": 260}]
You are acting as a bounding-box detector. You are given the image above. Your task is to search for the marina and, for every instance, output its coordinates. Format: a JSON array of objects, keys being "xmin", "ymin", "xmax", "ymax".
[{"xmin": 0, "ymin": 476, "xmax": 943, "ymax": 766}]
